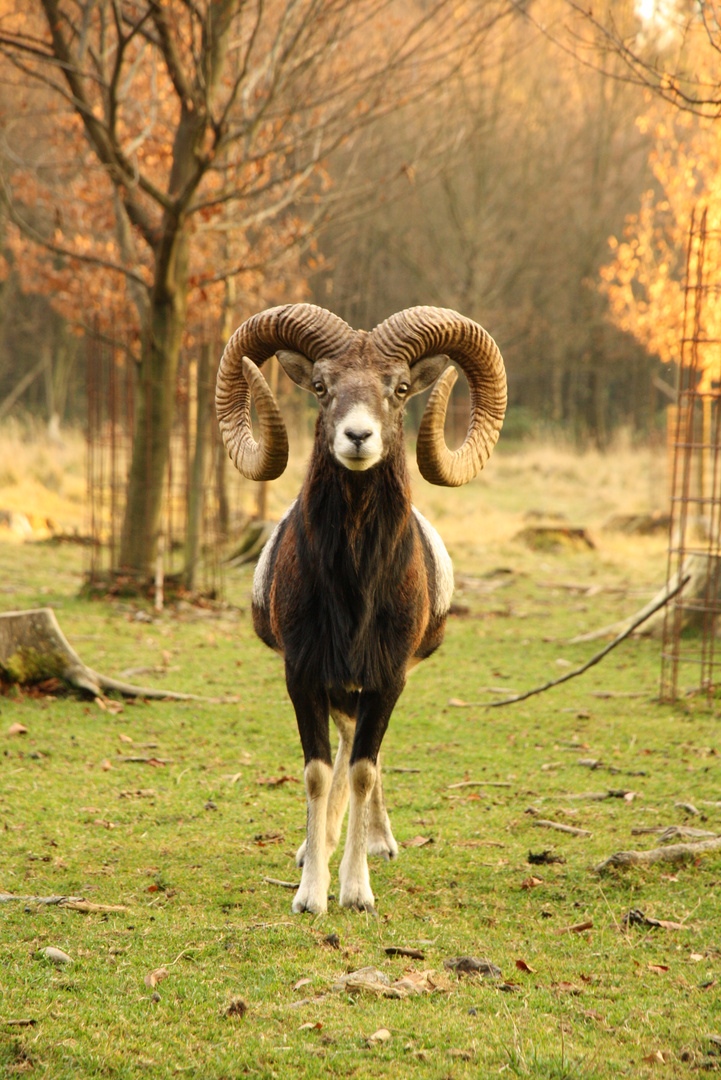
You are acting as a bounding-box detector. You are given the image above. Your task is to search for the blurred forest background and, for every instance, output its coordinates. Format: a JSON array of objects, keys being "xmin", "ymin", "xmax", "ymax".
[{"xmin": 0, "ymin": 0, "xmax": 718, "ymax": 582}]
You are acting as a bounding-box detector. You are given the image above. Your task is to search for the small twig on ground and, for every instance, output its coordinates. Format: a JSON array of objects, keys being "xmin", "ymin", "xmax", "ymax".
[
  {"xmin": 533, "ymin": 820, "xmax": 592, "ymax": 837},
  {"xmin": 595, "ymin": 835, "xmax": 721, "ymax": 873},
  {"xmin": 554, "ymin": 920, "xmax": 593, "ymax": 936},
  {"xmin": 486, "ymin": 575, "xmax": 688, "ymax": 708},
  {"xmin": 262, "ymin": 877, "xmax": 299, "ymax": 890}
]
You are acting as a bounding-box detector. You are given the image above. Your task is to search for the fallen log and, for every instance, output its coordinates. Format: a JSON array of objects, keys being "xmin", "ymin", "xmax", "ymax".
[
  {"xmin": 0, "ymin": 607, "xmax": 227, "ymax": 701},
  {"xmin": 595, "ymin": 835, "xmax": 721, "ymax": 873},
  {"xmin": 0, "ymin": 893, "xmax": 127, "ymax": 913},
  {"xmin": 572, "ymin": 553, "xmax": 721, "ymax": 643}
]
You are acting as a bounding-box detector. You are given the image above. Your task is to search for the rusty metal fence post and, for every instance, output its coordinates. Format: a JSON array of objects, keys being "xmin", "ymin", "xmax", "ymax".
[{"xmin": 661, "ymin": 208, "xmax": 721, "ymax": 699}]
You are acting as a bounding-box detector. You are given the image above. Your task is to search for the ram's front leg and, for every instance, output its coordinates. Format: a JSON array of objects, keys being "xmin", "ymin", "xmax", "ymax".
[
  {"xmin": 293, "ymin": 759, "xmax": 332, "ymax": 914},
  {"xmin": 339, "ymin": 682, "xmax": 402, "ymax": 911},
  {"xmin": 295, "ymin": 697, "xmax": 357, "ymax": 869},
  {"xmin": 285, "ymin": 669, "xmax": 332, "ymax": 914}
]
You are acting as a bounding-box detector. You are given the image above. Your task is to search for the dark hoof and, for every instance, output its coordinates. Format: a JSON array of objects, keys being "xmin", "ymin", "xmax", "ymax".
[{"xmin": 353, "ymin": 903, "xmax": 377, "ymax": 917}]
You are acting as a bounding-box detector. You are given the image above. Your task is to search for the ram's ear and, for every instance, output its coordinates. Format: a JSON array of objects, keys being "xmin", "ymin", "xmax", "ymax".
[
  {"xmin": 276, "ymin": 349, "xmax": 315, "ymax": 392},
  {"xmin": 408, "ymin": 355, "xmax": 450, "ymax": 397}
]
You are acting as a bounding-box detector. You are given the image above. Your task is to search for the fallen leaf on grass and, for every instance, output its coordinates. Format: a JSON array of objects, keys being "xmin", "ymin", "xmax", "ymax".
[
  {"xmin": 332, "ymin": 966, "xmax": 449, "ymax": 998},
  {"xmin": 256, "ymin": 775, "xmax": 299, "ymax": 786},
  {"xmin": 368, "ymin": 1028, "xmax": 391, "ymax": 1044},
  {"xmin": 7, "ymin": 723, "xmax": 27, "ymax": 736},
  {"xmin": 41, "ymin": 947, "xmax": 72, "ymax": 964},
  {"xmin": 690, "ymin": 953, "xmax": 705, "ymax": 962},
  {"xmin": 551, "ymin": 981, "xmax": 582, "ymax": 995},
  {"xmin": 515, "ymin": 959, "xmax": 536, "ymax": 973},
  {"xmin": 119, "ymin": 734, "xmax": 134, "ymax": 744},
  {"xmin": 393, "ymin": 970, "xmax": 449, "ymax": 995},
  {"xmin": 299, "ymin": 1021, "xmax": 322, "ymax": 1031},
  {"xmin": 384, "ymin": 946, "xmax": 425, "ymax": 960},
  {"xmin": 647, "ymin": 963, "xmax": 670, "ymax": 975},
  {"xmin": 401, "ymin": 835, "xmax": 433, "ymax": 848},
  {"xmin": 144, "ymin": 967, "xmax": 169, "ymax": 988},
  {"xmin": 643, "ymin": 1051, "xmax": 666, "ymax": 1065},
  {"xmin": 294, "ymin": 978, "xmax": 313, "ymax": 992},
  {"xmin": 520, "ymin": 876, "xmax": 544, "ymax": 890}
]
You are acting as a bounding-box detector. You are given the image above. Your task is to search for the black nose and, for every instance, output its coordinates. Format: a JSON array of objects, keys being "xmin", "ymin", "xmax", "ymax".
[{"xmin": 345, "ymin": 428, "xmax": 372, "ymax": 449}]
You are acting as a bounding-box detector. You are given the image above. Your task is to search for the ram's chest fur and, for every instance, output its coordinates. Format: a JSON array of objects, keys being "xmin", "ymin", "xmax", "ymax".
[{"xmin": 252, "ymin": 448, "xmax": 452, "ymax": 692}]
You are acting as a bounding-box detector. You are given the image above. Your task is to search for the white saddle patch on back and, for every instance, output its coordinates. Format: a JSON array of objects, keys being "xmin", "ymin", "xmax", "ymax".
[
  {"xmin": 252, "ymin": 499, "xmax": 296, "ymax": 608},
  {"xmin": 412, "ymin": 506, "xmax": 454, "ymax": 616}
]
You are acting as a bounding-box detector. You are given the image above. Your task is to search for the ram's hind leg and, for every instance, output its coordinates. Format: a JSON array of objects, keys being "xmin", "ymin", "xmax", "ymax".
[
  {"xmin": 367, "ymin": 752, "xmax": 398, "ymax": 860},
  {"xmin": 339, "ymin": 680, "xmax": 403, "ymax": 912}
]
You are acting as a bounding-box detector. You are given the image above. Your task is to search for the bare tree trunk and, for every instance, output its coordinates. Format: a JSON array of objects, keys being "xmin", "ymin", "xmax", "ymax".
[
  {"xmin": 183, "ymin": 341, "xmax": 212, "ymax": 590},
  {"xmin": 118, "ymin": 235, "xmax": 189, "ymax": 579}
]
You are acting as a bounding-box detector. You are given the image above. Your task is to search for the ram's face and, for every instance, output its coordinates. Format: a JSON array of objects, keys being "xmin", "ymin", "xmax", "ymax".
[
  {"xmin": 277, "ymin": 343, "xmax": 449, "ymax": 473},
  {"xmin": 309, "ymin": 361, "xmax": 411, "ymax": 471}
]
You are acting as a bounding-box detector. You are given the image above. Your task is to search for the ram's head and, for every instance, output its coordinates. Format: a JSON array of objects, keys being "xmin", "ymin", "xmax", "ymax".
[{"xmin": 215, "ymin": 304, "xmax": 507, "ymax": 486}]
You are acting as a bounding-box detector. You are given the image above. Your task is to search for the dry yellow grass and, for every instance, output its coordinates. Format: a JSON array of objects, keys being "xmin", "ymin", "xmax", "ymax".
[{"xmin": 0, "ymin": 419, "xmax": 87, "ymax": 537}]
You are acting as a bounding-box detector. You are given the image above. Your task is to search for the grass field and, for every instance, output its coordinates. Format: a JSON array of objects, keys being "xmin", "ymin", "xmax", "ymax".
[{"xmin": 1, "ymin": 426, "xmax": 720, "ymax": 1079}]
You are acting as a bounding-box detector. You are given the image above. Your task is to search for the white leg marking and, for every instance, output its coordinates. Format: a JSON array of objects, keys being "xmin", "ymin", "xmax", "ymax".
[
  {"xmin": 339, "ymin": 759, "xmax": 377, "ymax": 911},
  {"xmin": 367, "ymin": 752, "xmax": 399, "ymax": 860},
  {"xmin": 292, "ymin": 760, "xmax": 332, "ymax": 914},
  {"xmin": 295, "ymin": 712, "xmax": 353, "ymax": 867}
]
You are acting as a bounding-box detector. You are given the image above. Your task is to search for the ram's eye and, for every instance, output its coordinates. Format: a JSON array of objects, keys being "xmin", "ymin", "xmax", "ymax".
[
  {"xmin": 313, "ymin": 381, "xmax": 326, "ymax": 397},
  {"xmin": 395, "ymin": 382, "xmax": 410, "ymax": 398}
]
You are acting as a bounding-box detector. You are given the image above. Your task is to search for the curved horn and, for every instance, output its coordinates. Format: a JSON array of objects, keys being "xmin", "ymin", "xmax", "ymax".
[
  {"xmin": 216, "ymin": 304, "xmax": 355, "ymax": 481},
  {"xmin": 372, "ymin": 306, "xmax": 507, "ymax": 487}
]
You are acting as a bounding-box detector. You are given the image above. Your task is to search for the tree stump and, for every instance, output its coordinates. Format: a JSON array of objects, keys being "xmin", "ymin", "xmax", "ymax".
[{"xmin": 0, "ymin": 607, "xmax": 208, "ymax": 700}]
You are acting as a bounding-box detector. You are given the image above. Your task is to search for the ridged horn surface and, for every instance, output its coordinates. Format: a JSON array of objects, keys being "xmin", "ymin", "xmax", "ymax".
[
  {"xmin": 372, "ymin": 306, "xmax": 507, "ymax": 486},
  {"xmin": 216, "ymin": 304, "xmax": 355, "ymax": 481}
]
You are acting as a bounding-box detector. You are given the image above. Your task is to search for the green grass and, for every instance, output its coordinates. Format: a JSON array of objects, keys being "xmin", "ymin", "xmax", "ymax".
[{"xmin": 1, "ymin": 532, "xmax": 720, "ymax": 1080}]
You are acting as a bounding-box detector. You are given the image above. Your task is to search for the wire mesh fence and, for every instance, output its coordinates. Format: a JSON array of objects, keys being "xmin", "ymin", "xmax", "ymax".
[
  {"xmin": 85, "ymin": 325, "xmax": 241, "ymax": 601},
  {"xmin": 661, "ymin": 207, "xmax": 721, "ymax": 699}
]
